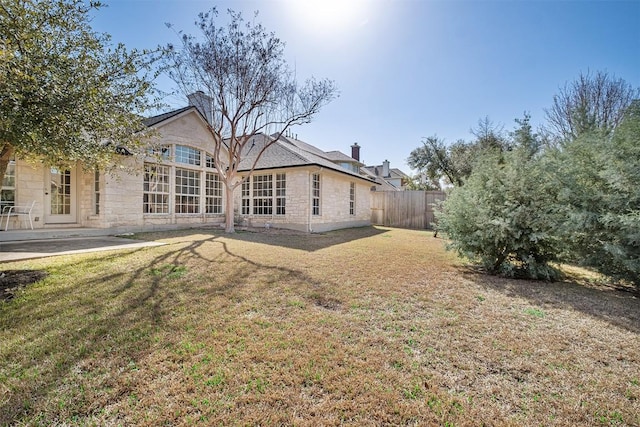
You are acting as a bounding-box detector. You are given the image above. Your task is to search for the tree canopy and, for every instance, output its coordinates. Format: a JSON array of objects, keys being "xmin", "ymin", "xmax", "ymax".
[
  {"xmin": 165, "ymin": 8, "xmax": 337, "ymax": 232},
  {"xmin": 429, "ymin": 72, "xmax": 639, "ymax": 286},
  {"xmin": 437, "ymin": 115, "xmax": 562, "ymax": 279},
  {"xmin": 550, "ymin": 101, "xmax": 640, "ymax": 284},
  {"xmin": 407, "ymin": 117, "xmax": 507, "ymax": 188},
  {"xmin": 544, "ymin": 70, "xmax": 639, "ymax": 142},
  {"xmin": 407, "ymin": 137, "xmax": 471, "ymax": 188},
  {"xmin": 0, "ymin": 0, "xmax": 161, "ymax": 180}
]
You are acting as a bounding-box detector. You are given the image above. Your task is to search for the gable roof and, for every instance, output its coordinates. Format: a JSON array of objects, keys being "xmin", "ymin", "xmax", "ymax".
[
  {"xmin": 391, "ymin": 168, "xmax": 410, "ymax": 179},
  {"xmin": 324, "ymin": 150, "xmax": 363, "ymax": 165},
  {"xmin": 143, "ymin": 107, "xmax": 377, "ymax": 184},
  {"xmin": 278, "ymin": 135, "xmax": 330, "ymax": 159},
  {"xmin": 143, "ymin": 106, "xmax": 194, "ymax": 127},
  {"xmin": 364, "ymin": 165, "xmax": 410, "ymax": 180}
]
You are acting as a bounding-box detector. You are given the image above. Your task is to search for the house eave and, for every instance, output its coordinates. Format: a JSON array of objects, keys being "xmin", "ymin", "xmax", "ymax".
[{"xmin": 238, "ymin": 163, "xmax": 378, "ymax": 184}]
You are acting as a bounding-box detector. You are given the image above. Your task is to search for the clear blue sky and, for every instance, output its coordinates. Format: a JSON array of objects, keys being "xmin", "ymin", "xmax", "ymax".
[{"xmin": 92, "ymin": 0, "xmax": 640, "ymax": 173}]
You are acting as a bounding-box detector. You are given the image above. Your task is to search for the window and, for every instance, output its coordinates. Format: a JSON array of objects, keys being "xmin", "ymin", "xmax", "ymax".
[
  {"xmin": 175, "ymin": 145, "xmax": 201, "ymax": 166},
  {"xmin": 144, "ymin": 145, "xmax": 226, "ymax": 216},
  {"xmin": 312, "ymin": 173, "xmax": 321, "ymax": 216},
  {"xmin": 50, "ymin": 168, "xmax": 71, "ymax": 215},
  {"xmin": 275, "ymin": 173, "xmax": 286, "ymax": 215},
  {"xmin": 148, "ymin": 145, "xmax": 171, "ymax": 159},
  {"xmin": 143, "ymin": 164, "xmax": 170, "ymax": 214},
  {"xmin": 1, "ymin": 154, "xmax": 16, "ymax": 210},
  {"xmin": 239, "ymin": 173, "xmax": 286, "ymax": 216},
  {"xmin": 252, "ymin": 174, "xmax": 273, "ymax": 215},
  {"xmin": 349, "ymin": 182, "xmax": 356, "ymax": 215},
  {"xmin": 205, "ymin": 154, "xmax": 216, "ymax": 169},
  {"xmin": 339, "ymin": 162, "xmax": 359, "ymax": 173},
  {"xmin": 94, "ymin": 169, "xmax": 100, "ymax": 215},
  {"xmin": 241, "ymin": 178, "xmax": 250, "ymax": 215},
  {"xmin": 175, "ymin": 168, "xmax": 200, "ymax": 213},
  {"xmin": 205, "ymin": 172, "xmax": 222, "ymax": 214}
]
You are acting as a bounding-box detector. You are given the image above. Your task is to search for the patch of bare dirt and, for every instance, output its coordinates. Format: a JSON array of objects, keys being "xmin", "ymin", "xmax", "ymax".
[{"xmin": 0, "ymin": 270, "xmax": 47, "ymax": 301}]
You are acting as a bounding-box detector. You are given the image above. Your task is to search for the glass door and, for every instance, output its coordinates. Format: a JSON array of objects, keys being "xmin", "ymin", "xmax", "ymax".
[{"xmin": 44, "ymin": 168, "xmax": 77, "ymax": 224}]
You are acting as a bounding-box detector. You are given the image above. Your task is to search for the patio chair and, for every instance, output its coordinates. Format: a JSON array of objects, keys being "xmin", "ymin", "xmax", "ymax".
[{"xmin": 2, "ymin": 200, "xmax": 36, "ymax": 231}]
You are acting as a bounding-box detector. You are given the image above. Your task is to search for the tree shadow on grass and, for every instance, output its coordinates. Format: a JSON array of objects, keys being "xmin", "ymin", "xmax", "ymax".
[
  {"xmin": 458, "ymin": 266, "xmax": 640, "ymax": 335},
  {"xmin": 0, "ymin": 232, "xmax": 344, "ymax": 424}
]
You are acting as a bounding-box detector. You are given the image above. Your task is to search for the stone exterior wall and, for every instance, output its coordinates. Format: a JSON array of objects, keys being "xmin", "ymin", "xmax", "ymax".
[
  {"xmin": 7, "ymin": 110, "xmax": 373, "ymax": 233},
  {"xmin": 235, "ymin": 166, "xmax": 372, "ymax": 232},
  {"xmin": 96, "ymin": 110, "xmax": 226, "ymax": 230},
  {"xmin": 5, "ymin": 160, "xmax": 46, "ymax": 229},
  {"xmin": 309, "ymin": 168, "xmax": 371, "ymax": 232},
  {"xmin": 95, "ymin": 158, "xmax": 145, "ymax": 228}
]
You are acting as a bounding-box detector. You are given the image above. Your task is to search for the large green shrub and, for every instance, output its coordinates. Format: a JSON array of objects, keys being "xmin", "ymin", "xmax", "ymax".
[
  {"xmin": 437, "ymin": 117, "xmax": 563, "ymax": 280},
  {"xmin": 551, "ymin": 102, "xmax": 640, "ymax": 285}
]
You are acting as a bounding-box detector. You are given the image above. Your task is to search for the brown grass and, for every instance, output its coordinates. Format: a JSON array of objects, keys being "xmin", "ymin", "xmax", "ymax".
[{"xmin": 0, "ymin": 226, "xmax": 638, "ymax": 426}]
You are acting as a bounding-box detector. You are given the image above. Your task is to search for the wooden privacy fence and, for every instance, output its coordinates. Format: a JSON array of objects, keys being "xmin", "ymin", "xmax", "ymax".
[{"xmin": 371, "ymin": 191, "xmax": 446, "ymax": 230}]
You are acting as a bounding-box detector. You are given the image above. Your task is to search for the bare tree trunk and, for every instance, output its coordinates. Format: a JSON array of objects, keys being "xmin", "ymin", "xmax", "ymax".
[{"xmin": 224, "ymin": 180, "xmax": 235, "ymax": 233}]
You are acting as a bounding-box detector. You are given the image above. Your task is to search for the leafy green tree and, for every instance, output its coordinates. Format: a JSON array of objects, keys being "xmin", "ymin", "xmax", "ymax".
[
  {"xmin": 165, "ymin": 8, "xmax": 336, "ymax": 233},
  {"xmin": 0, "ymin": 0, "xmax": 161, "ymax": 182},
  {"xmin": 551, "ymin": 101, "xmax": 640, "ymax": 285},
  {"xmin": 437, "ymin": 115, "xmax": 562, "ymax": 279},
  {"xmin": 407, "ymin": 136, "xmax": 467, "ymax": 188},
  {"xmin": 408, "ymin": 117, "xmax": 508, "ymax": 188},
  {"xmin": 404, "ymin": 174, "xmax": 440, "ymax": 191}
]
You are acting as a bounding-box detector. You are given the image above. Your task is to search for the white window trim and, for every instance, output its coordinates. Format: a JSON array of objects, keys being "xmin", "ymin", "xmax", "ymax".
[
  {"xmin": 143, "ymin": 144, "xmax": 224, "ymax": 216},
  {"xmin": 349, "ymin": 182, "xmax": 356, "ymax": 216},
  {"xmin": 240, "ymin": 173, "xmax": 287, "ymax": 217},
  {"xmin": 1, "ymin": 155, "xmax": 16, "ymax": 210},
  {"xmin": 312, "ymin": 173, "xmax": 321, "ymax": 216}
]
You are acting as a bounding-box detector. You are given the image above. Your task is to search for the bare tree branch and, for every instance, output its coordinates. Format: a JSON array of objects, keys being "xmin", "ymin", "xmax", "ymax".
[
  {"xmin": 165, "ymin": 7, "xmax": 336, "ymax": 232},
  {"xmin": 544, "ymin": 70, "xmax": 639, "ymax": 141}
]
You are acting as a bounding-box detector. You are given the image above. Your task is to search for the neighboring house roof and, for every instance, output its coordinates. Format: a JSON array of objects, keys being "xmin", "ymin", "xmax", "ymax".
[
  {"xmin": 391, "ymin": 168, "xmax": 410, "ymax": 179},
  {"xmin": 363, "ymin": 165, "xmax": 410, "ymax": 180},
  {"xmin": 360, "ymin": 168, "xmax": 399, "ymax": 191},
  {"xmin": 324, "ymin": 150, "xmax": 364, "ymax": 165},
  {"xmin": 363, "ymin": 165, "xmax": 410, "ymax": 190}
]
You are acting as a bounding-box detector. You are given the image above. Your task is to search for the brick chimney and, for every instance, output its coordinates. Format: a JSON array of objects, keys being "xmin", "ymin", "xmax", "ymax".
[{"xmin": 351, "ymin": 143, "xmax": 360, "ymax": 161}]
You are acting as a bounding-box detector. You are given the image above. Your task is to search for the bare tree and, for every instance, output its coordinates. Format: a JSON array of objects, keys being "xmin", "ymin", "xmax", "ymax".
[
  {"xmin": 165, "ymin": 8, "xmax": 336, "ymax": 232},
  {"xmin": 470, "ymin": 116, "xmax": 507, "ymax": 150},
  {"xmin": 545, "ymin": 70, "xmax": 639, "ymax": 141}
]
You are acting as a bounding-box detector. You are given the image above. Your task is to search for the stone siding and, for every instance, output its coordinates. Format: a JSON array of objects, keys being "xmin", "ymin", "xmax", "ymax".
[
  {"xmin": 8, "ymin": 110, "xmax": 373, "ymax": 233},
  {"xmin": 5, "ymin": 161, "xmax": 46, "ymax": 229},
  {"xmin": 235, "ymin": 166, "xmax": 372, "ymax": 232}
]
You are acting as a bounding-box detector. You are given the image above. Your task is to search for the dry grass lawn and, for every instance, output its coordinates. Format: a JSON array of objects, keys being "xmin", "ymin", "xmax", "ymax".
[{"xmin": 0, "ymin": 226, "xmax": 638, "ymax": 426}]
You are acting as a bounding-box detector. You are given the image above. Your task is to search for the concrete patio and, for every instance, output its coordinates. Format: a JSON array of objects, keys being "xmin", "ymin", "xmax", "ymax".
[{"xmin": 0, "ymin": 236, "xmax": 166, "ymax": 262}]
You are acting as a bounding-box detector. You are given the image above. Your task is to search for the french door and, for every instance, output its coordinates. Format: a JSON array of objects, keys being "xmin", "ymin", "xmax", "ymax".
[{"xmin": 44, "ymin": 168, "xmax": 77, "ymax": 224}]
